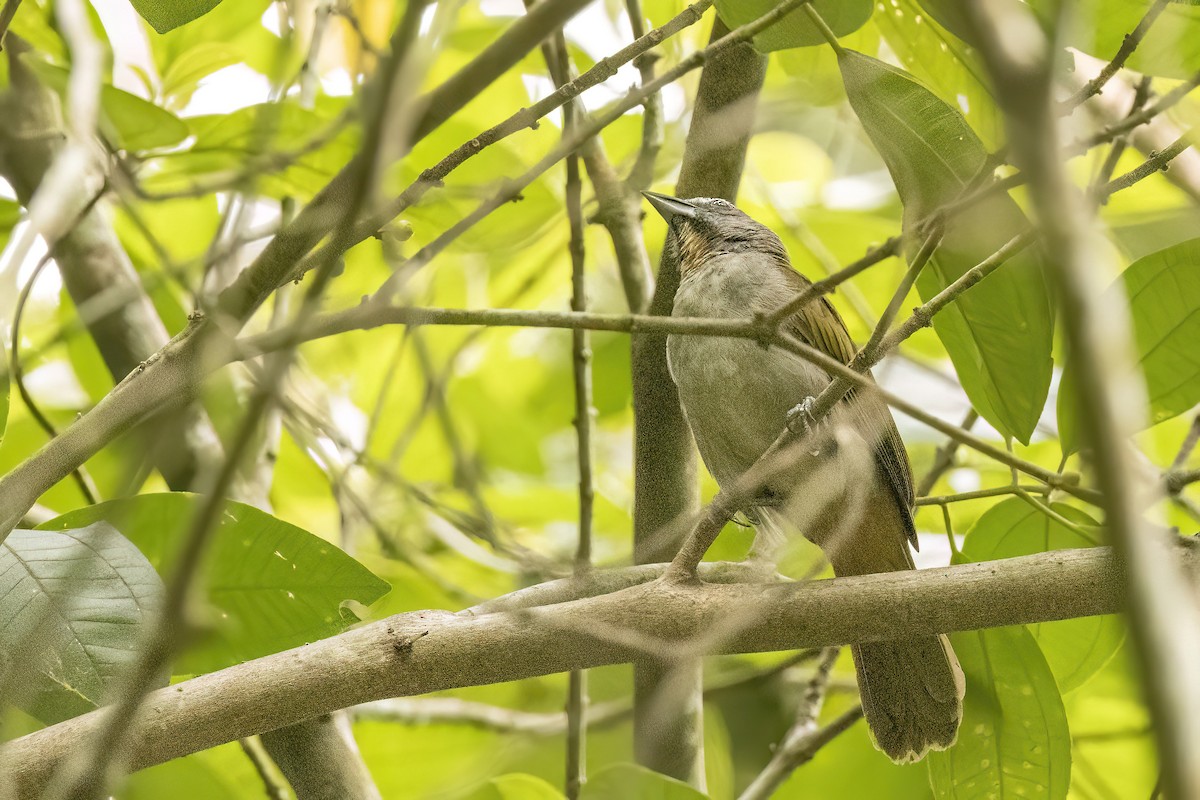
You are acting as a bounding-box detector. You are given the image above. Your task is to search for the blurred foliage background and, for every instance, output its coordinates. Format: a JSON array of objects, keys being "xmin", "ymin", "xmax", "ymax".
[{"xmin": 1, "ymin": 0, "xmax": 1199, "ymax": 798}]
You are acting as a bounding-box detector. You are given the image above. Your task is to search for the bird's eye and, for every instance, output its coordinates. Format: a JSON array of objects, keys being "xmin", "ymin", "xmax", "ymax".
[{"xmin": 711, "ymin": 199, "xmax": 732, "ymax": 208}]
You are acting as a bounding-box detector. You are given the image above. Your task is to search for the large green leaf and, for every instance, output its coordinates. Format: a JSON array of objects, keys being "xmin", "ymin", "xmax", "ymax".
[
  {"xmin": 39, "ymin": 494, "xmax": 390, "ymax": 675},
  {"xmin": 839, "ymin": 50, "xmax": 1054, "ymax": 443},
  {"xmin": 130, "ymin": 0, "xmax": 225, "ymax": 34},
  {"xmin": 1029, "ymin": 0, "xmax": 1200, "ymax": 80},
  {"xmin": 20, "ymin": 58, "xmax": 189, "ymax": 151},
  {"xmin": 714, "ymin": 0, "xmax": 872, "ymax": 51},
  {"xmin": 962, "ymin": 498, "xmax": 1122, "ymax": 692},
  {"xmin": 927, "ymin": 627, "xmax": 1071, "ymax": 800},
  {"xmin": 1058, "ymin": 237, "xmax": 1200, "ymax": 453},
  {"xmin": 0, "ymin": 523, "xmax": 165, "ymax": 724}
]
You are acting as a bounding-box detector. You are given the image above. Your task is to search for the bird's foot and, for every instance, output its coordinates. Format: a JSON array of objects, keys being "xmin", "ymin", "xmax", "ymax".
[{"xmin": 786, "ymin": 396, "xmax": 819, "ymax": 435}]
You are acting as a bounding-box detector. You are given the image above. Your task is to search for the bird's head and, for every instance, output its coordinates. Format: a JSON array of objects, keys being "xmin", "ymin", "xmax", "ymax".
[{"xmin": 641, "ymin": 191, "xmax": 787, "ymax": 274}]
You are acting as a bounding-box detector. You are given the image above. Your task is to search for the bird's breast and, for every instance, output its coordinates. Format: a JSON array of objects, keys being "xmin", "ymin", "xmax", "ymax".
[{"xmin": 668, "ymin": 256, "xmax": 831, "ymax": 485}]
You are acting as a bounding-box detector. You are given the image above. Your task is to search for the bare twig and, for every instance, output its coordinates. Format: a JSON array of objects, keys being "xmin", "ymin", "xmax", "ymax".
[{"xmin": 1062, "ymin": 0, "xmax": 1170, "ymax": 108}]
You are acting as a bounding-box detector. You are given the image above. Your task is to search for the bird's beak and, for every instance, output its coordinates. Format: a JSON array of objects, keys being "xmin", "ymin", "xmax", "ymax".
[{"xmin": 641, "ymin": 191, "xmax": 696, "ymax": 223}]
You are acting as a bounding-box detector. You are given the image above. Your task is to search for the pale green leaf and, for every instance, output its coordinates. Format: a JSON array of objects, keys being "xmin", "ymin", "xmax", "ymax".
[
  {"xmin": 1059, "ymin": 237, "xmax": 1200, "ymax": 453},
  {"xmin": 0, "ymin": 523, "xmax": 164, "ymax": 724}
]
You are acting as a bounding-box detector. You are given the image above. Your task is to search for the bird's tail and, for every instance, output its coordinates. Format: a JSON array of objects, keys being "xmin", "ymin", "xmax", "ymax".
[
  {"xmin": 824, "ymin": 499, "xmax": 965, "ymax": 763},
  {"xmin": 851, "ymin": 634, "xmax": 963, "ymax": 762}
]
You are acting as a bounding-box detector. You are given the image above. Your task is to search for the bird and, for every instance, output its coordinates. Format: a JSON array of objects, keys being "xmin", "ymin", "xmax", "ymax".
[{"xmin": 643, "ymin": 190, "xmax": 964, "ymax": 764}]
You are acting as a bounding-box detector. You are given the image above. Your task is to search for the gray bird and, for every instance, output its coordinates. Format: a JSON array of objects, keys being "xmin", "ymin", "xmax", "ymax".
[{"xmin": 644, "ymin": 191, "xmax": 964, "ymax": 763}]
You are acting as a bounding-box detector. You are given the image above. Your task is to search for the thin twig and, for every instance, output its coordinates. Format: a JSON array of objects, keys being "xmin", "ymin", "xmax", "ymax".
[
  {"xmin": 738, "ymin": 647, "xmax": 843, "ymax": 800},
  {"xmin": 1062, "ymin": 0, "xmax": 1170, "ymax": 108},
  {"xmin": 915, "ymin": 484, "xmax": 1050, "ymax": 508},
  {"xmin": 373, "ymin": 0, "xmax": 810, "ymax": 300},
  {"xmin": 916, "ymin": 410, "xmax": 979, "ymax": 497},
  {"xmin": 560, "ymin": 39, "xmax": 594, "ymax": 798},
  {"xmin": 739, "ymin": 705, "xmax": 865, "ymax": 800},
  {"xmin": 1171, "ymin": 414, "xmax": 1200, "ymax": 472},
  {"xmin": 363, "ymin": 0, "xmax": 715, "ymax": 245}
]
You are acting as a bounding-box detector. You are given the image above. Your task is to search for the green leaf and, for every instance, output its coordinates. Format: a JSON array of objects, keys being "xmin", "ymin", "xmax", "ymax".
[
  {"xmin": 464, "ymin": 774, "xmax": 566, "ymax": 800},
  {"xmin": 130, "ymin": 0, "xmax": 226, "ymax": 34},
  {"xmin": 714, "ymin": 0, "xmax": 872, "ymax": 51},
  {"xmin": 1029, "ymin": 0, "xmax": 1200, "ymax": 80},
  {"xmin": 927, "ymin": 627, "xmax": 1071, "ymax": 800},
  {"xmin": 0, "ymin": 523, "xmax": 165, "ymax": 724},
  {"xmin": 581, "ymin": 764, "xmax": 707, "ymax": 800},
  {"xmin": 39, "ymin": 494, "xmax": 390, "ymax": 674},
  {"xmin": 20, "ymin": 58, "xmax": 189, "ymax": 151},
  {"xmin": 838, "ymin": 50, "xmax": 1054, "ymax": 443},
  {"xmin": 876, "ymin": 0, "xmax": 1004, "ymax": 148},
  {"xmin": 1058, "ymin": 237, "xmax": 1200, "ymax": 453},
  {"xmin": 962, "ymin": 498, "xmax": 1123, "ymax": 691}
]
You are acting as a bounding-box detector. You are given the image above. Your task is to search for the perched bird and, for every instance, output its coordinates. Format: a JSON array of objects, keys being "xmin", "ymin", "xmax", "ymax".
[{"xmin": 644, "ymin": 191, "xmax": 963, "ymax": 763}]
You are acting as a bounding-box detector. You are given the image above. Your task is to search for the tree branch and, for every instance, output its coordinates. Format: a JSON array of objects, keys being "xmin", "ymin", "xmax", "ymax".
[{"xmin": 5, "ymin": 543, "xmax": 1198, "ymax": 798}]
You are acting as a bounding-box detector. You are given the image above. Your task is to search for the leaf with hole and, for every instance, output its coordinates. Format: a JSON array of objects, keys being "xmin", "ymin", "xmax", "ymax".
[
  {"xmin": 40, "ymin": 494, "xmax": 390, "ymax": 675},
  {"xmin": 927, "ymin": 626, "xmax": 1071, "ymax": 800},
  {"xmin": 0, "ymin": 523, "xmax": 164, "ymax": 724},
  {"xmin": 839, "ymin": 50, "xmax": 1054, "ymax": 443},
  {"xmin": 962, "ymin": 498, "xmax": 1122, "ymax": 691}
]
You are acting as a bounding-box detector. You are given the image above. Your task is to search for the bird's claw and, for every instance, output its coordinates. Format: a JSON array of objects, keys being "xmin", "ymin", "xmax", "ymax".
[{"xmin": 786, "ymin": 396, "xmax": 819, "ymax": 435}]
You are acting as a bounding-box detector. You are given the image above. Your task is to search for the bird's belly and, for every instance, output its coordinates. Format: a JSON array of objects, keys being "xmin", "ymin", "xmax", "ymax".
[{"xmin": 667, "ymin": 335, "xmax": 830, "ymax": 485}]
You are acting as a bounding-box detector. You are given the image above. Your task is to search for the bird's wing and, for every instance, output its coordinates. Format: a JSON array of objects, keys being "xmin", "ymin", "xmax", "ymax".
[{"xmin": 772, "ymin": 269, "xmax": 919, "ymax": 547}]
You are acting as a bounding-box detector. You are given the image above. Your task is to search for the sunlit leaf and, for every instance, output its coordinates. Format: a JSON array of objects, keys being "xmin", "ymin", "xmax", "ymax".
[
  {"xmin": 962, "ymin": 498, "xmax": 1122, "ymax": 692},
  {"xmin": 130, "ymin": 0, "xmax": 226, "ymax": 35},
  {"xmin": 714, "ymin": 0, "xmax": 873, "ymax": 51},
  {"xmin": 20, "ymin": 58, "xmax": 189, "ymax": 151},
  {"xmin": 839, "ymin": 49, "xmax": 1054, "ymax": 443},
  {"xmin": 39, "ymin": 494, "xmax": 389, "ymax": 675},
  {"xmin": 0, "ymin": 523, "xmax": 164, "ymax": 724},
  {"xmin": 1058, "ymin": 237, "xmax": 1200, "ymax": 453},
  {"xmin": 927, "ymin": 627, "xmax": 1071, "ymax": 800}
]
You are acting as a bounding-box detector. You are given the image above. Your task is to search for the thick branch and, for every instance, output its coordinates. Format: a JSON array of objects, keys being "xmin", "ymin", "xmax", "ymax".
[{"xmin": 5, "ymin": 544, "xmax": 1197, "ymax": 798}]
